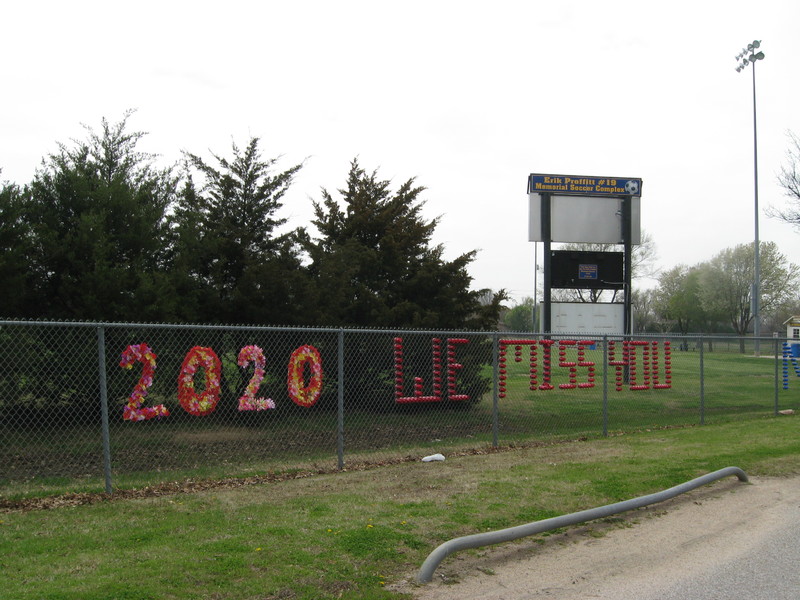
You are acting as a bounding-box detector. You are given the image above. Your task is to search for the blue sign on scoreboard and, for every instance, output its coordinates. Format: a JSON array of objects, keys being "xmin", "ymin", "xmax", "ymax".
[{"xmin": 578, "ymin": 264, "xmax": 599, "ymax": 280}]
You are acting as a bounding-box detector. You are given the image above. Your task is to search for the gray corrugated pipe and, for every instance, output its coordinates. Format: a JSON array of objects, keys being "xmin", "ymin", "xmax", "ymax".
[{"xmin": 416, "ymin": 466, "xmax": 749, "ymax": 584}]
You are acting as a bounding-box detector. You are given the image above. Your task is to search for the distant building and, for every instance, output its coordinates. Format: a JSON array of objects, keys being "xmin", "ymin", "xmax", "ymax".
[{"xmin": 783, "ymin": 316, "xmax": 800, "ymax": 340}]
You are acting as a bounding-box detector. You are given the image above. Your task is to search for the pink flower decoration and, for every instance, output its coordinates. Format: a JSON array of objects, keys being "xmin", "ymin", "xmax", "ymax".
[
  {"xmin": 237, "ymin": 345, "xmax": 275, "ymax": 411},
  {"xmin": 120, "ymin": 343, "xmax": 169, "ymax": 421},
  {"xmin": 178, "ymin": 346, "xmax": 222, "ymax": 416},
  {"xmin": 287, "ymin": 345, "xmax": 323, "ymax": 407}
]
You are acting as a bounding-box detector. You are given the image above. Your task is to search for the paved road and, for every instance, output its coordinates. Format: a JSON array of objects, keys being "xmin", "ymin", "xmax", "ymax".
[
  {"xmin": 404, "ymin": 476, "xmax": 800, "ymax": 600},
  {"xmin": 634, "ymin": 519, "xmax": 800, "ymax": 600}
]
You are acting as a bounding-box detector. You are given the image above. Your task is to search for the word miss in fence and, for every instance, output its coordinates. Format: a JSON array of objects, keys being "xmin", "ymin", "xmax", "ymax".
[
  {"xmin": 498, "ymin": 339, "xmax": 672, "ymax": 398},
  {"xmin": 120, "ymin": 338, "xmax": 673, "ymax": 421}
]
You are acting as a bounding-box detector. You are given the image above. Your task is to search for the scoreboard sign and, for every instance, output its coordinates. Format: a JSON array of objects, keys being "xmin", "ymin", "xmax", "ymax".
[
  {"xmin": 528, "ymin": 174, "xmax": 642, "ymax": 197},
  {"xmin": 550, "ymin": 250, "xmax": 624, "ymax": 290}
]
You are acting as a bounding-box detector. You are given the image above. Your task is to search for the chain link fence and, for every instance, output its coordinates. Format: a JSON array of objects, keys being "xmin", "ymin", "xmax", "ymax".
[{"xmin": 1, "ymin": 320, "xmax": 798, "ymax": 498}]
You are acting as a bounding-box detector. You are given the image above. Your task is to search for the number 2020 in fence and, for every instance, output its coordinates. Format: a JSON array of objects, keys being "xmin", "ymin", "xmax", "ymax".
[{"xmin": 120, "ymin": 343, "xmax": 322, "ymax": 421}]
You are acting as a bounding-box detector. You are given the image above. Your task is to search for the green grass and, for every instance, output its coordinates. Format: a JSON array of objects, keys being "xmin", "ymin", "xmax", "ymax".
[{"xmin": 2, "ymin": 416, "xmax": 800, "ymax": 599}]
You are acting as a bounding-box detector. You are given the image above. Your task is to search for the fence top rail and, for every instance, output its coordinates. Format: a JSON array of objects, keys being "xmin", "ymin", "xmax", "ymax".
[
  {"xmin": 0, "ymin": 320, "xmax": 342, "ymax": 333},
  {"xmin": 0, "ymin": 320, "xmax": 494, "ymax": 337},
  {"xmin": 1, "ymin": 320, "xmax": 797, "ymax": 344}
]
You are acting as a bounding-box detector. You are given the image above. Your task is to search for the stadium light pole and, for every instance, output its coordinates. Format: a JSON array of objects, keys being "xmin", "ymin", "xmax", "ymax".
[{"xmin": 735, "ymin": 40, "xmax": 765, "ymax": 355}]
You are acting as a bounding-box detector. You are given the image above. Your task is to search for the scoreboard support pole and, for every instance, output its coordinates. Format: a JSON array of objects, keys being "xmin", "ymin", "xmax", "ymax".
[
  {"xmin": 541, "ymin": 193, "xmax": 552, "ymax": 335},
  {"xmin": 622, "ymin": 195, "xmax": 632, "ymax": 339}
]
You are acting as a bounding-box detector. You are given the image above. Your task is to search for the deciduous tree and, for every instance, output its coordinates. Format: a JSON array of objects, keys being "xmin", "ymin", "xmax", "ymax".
[
  {"xmin": 773, "ymin": 131, "xmax": 800, "ymax": 229},
  {"xmin": 631, "ymin": 288, "xmax": 665, "ymax": 334},
  {"xmin": 503, "ymin": 297, "xmax": 536, "ymax": 332},
  {"xmin": 699, "ymin": 242, "xmax": 799, "ymax": 347},
  {"xmin": 654, "ymin": 265, "xmax": 707, "ymax": 336}
]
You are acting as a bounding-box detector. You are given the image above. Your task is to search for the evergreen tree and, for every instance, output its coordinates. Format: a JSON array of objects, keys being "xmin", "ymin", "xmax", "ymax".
[
  {"xmin": 0, "ymin": 178, "xmax": 35, "ymax": 317},
  {"xmin": 26, "ymin": 112, "xmax": 178, "ymax": 321},
  {"xmin": 306, "ymin": 159, "xmax": 504, "ymax": 329},
  {"xmin": 177, "ymin": 138, "xmax": 309, "ymax": 324}
]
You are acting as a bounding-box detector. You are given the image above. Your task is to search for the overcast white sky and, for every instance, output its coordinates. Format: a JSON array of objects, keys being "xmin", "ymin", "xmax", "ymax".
[{"xmin": 2, "ymin": 0, "xmax": 799, "ymax": 304}]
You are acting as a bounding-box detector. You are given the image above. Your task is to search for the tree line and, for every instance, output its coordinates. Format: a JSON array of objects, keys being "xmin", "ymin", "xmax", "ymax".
[
  {"xmin": 0, "ymin": 113, "xmax": 505, "ymax": 329},
  {"xmin": 637, "ymin": 242, "xmax": 799, "ymax": 338}
]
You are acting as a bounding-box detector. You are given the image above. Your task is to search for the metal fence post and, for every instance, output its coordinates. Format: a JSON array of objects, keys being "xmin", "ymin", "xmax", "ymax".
[
  {"xmin": 774, "ymin": 337, "xmax": 779, "ymax": 416},
  {"xmin": 699, "ymin": 335, "xmax": 705, "ymax": 425},
  {"xmin": 602, "ymin": 335, "xmax": 608, "ymax": 437},
  {"xmin": 97, "ymin": 325, "xmax": 113, "ymax": 494},
  {"xmin": 337, "ymin": 328, "xmax": 345, "ymax": 470},
  {"xmin": 492, "ymin": 333, "xmax": 499, "ymax": 447}
]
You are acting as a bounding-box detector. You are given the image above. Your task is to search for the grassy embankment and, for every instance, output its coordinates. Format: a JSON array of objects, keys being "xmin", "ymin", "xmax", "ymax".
[{"xmin": 2, "ymin": 411, "xmax": 799, "ymax": 599}]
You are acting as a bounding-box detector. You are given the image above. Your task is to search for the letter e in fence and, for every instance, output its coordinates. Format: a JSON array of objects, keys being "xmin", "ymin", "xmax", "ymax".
[{"xmin": 447, "ymin": 338, "xmax": 470, "ymax": 401}]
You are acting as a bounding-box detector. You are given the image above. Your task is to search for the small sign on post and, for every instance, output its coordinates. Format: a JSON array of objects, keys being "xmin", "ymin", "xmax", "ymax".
[{"xmin": 578, "ymin": 264, "xmax": 599, "ymax": 281}]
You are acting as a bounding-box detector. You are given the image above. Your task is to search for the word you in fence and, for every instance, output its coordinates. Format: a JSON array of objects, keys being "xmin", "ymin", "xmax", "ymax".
[
  {"xmin": 782, "ymin": 342, "xmax": 800, "ymax": 390},
  {"xmin": 120, "ymin": 343, "xmax": 322, "ymax": 421}
]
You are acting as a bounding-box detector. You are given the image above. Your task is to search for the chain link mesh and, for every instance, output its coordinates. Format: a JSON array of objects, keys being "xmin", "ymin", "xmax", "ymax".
[{"xmin": 1, "ymin": 321, "xmax": 797, "ymax": 497}]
